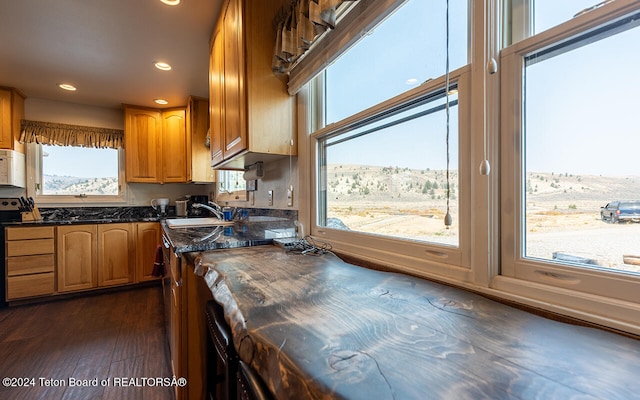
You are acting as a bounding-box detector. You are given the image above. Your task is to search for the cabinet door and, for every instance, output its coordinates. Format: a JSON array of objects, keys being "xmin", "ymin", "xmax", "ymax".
[
  {"xmin": 57, "ymin": 225, "xmax": 97, "ymax": 292},
  {"xmin": 0, "ymin": 88, "xmax": 24, "ymax": 150},
  {"xmin": 222, "ymin": 0, "xmax": 247, "ymax": 160},
  {"xmin": 98, "ymin": 223, "xmax": 135, "ymax": 287},
  {"xmin": 189, "ymin": 97, "xmax": 215, "ymax": 182},
  {"xmin": 162, "ymin": 108, "xmax": 188, "ymax": 182},
  {"xmin": 210, "ymin": 29, "xmax": 225, "ymax": 166},
  {"xmin": 0, "ymin": 89, "xmax": 12, "ymax": 148},
  {"xmin": 136, "ymin": 222, "xmax": 161, "ymax": 283},
  {"xmin": 125, "ymin": 107, "xmax": 162, "ymax": 182}
]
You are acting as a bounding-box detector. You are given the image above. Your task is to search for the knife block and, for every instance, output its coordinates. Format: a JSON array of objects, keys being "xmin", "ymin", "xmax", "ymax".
[{"xmin": 21, "ymin": 205, "xmax": 42, "ymax": 221}]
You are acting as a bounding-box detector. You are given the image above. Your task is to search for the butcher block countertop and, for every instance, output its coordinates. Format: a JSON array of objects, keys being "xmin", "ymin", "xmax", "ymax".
[{"xmin": 196, "ymin": 245, "xmax": 640, "ymax": 400}]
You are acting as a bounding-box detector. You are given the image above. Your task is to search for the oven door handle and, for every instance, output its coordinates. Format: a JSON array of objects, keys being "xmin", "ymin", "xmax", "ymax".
[{"xmin": 162, "ymin": 234, "xmax": 171, "ymax": 249}]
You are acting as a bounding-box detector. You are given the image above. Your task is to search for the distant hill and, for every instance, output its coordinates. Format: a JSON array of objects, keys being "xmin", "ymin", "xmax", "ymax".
[
  {"xmin": 43, "ymin": 175, "xmax": 118, "ymax": 195},
  {"xmin": 326, "ymin": 164, "xmax": 640, "ymax": 206}
]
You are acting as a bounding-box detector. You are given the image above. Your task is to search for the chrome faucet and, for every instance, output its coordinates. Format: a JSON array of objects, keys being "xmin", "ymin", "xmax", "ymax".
[{"xmin": 191, "ymin": 202, "xmax": 224, "ymax": 220}]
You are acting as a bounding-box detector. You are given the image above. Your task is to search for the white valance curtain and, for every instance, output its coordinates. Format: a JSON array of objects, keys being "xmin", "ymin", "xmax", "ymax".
[
  {"xmin": 273, "ymin": 0, "xmax": 407, "ymax": 95},
  {"xmin": 20, "ymin": 120, "xmax": 124, "ymax": 149}
]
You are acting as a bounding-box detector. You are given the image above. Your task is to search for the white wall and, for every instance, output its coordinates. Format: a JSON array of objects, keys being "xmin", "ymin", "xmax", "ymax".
[{"xmin": 24, "ymin": 98, "xmax": 123, "ymax": 129}]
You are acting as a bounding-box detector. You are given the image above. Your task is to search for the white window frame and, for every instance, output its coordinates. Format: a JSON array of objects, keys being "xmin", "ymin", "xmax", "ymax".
[
  {"xmin": 497, "ymin": 0, "xmax": 640, "ymax": 333},
  {"xmin": 311, "ymin": 66, "xmax": 473, "ymax": 281},
  {"xmin": 25, "ymin": 142, "xmax": 127, "ymax": 205},
  {"xmin": 215, "ymin": 170, "xmax": 249, "ymax": 203}
]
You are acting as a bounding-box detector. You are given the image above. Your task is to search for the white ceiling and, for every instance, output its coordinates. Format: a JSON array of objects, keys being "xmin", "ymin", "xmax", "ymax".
[{"xmin": 0, "ymin": 0, "xmax": 223, "ymax": 110}]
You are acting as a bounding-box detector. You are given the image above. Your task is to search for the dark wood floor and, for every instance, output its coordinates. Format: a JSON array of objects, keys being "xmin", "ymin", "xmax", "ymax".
[{"xmin": 0, "ymin": 285, "xmax": 174, "ymax": 400}]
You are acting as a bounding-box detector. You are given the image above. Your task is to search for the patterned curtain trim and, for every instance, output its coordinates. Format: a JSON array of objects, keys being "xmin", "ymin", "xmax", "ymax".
[
  {"xmin": 272, "ymin": 0, "xmax": 357, "ymax": 74},
  {"xmin": 20, "ymin": 120, "xmax": 124, "ymax": 149}
]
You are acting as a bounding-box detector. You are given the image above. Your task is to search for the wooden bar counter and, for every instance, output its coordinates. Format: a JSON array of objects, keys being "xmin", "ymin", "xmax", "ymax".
[{"xmin": 196, "ymin": 245, "xmax": 640, "ymax": 399}]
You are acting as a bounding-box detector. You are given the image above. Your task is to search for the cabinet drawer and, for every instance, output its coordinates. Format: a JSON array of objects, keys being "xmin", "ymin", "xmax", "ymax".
[
  {"xmin": 6, "ymin": 226, "xmax": 55, "ymax": 240},
  {"xmin": 7, "ymin": 272, "xmax": 55, "ymax": 300},
  {"xmin": 7, "ymin": 254, "xmax": 55, "ymax": 276},
  {"xmin": 6, "ymin": 238, "xmax": 55, "ymax": 256}
]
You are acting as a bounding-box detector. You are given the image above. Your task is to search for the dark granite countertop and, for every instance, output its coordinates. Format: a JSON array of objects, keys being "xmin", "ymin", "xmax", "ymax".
[
  {"xmin": 161, "ymin": 217, "xmax": 295, "ymax": 254},
  {"xmin": 1, "ymin": 206, "xmax": 162, "ymax": 227}
]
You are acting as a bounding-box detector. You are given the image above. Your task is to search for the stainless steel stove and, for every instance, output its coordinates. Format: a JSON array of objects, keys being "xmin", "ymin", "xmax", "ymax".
[{"xmin": 0, "ymin": 198, "xmax": 23, "ymax": 307}]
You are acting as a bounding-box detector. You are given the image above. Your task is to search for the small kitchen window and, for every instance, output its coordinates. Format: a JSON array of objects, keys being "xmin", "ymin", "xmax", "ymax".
[
  {"xmin": 27, "ymin": 143, "xmax": 125, "ymax": 203},
  {"xmin": 21, "ymin": 120, "xmax": 126, "ymax": 203},
  {"xmin": 215, "ymin": 170, "xmax": 248, "ymax": 203}
]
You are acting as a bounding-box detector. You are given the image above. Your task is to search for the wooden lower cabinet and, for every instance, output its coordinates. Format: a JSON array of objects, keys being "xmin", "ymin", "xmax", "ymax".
[
  {"xmin": 57, "ymin": 225, "xmax": 98, "ymax": 292},
  {"xmin": 136, "ymin": 222, "xmax": 162, "ymax": 283},
  {"xmin": 98, "ymin": 223, "xmax": 135, "ymax": 286},
  {"xmin": 56, "ymin": 222, "xmax": 160, "ymax": 294},
  {"xmin": 5, "ymin": 222, "xmax": 161, "ymax": 301},
  {"xmin": 184, "ymin": 258, "xmax": 213, "ymax": 400},
  {"xmin": 5, "ymin": 226, "xmax": 55, "ymax": 300}
]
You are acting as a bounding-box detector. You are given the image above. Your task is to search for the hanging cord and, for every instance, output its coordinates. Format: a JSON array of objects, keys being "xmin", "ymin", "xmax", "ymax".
[
  {"xmin": 444, "ymin": 0, "xmax": 452, "ymax": 227},
  {"xmin": 283, "ymin": 236, "xmax": 333, "ymax": 256}
]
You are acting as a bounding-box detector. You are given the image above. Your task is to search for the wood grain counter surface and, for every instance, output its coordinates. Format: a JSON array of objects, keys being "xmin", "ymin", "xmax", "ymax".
[{"xmin": 196, "ymin": 245, "xmax": 640, "ymax": 400}]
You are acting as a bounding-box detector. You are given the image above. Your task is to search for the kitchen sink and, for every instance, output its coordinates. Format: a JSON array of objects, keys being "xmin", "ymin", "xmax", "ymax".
[{"xmin": 166, "ymin": 218, "xmax": 234, "ymax": 229}]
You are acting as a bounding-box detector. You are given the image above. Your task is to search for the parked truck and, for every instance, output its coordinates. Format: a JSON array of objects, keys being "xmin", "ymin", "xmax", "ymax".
[{"xmin": 600, "ymin": 200, "xmax": 640, "ymax": 223}]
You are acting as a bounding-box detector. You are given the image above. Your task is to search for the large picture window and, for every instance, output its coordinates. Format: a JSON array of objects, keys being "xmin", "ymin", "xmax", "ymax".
[
  {"xmin": 522, "ymin": 15, "xmax": 640, "ymax": 275},
  {"xmin": 310, "ymin": 0, "xmax": 471, "ymax": 274},
  {"xmin": 318, "ymin": 88, "xmax": 460, "ymax": 247},
  {"xmin": 500, "ymin": 1, "xmax": 640, "ymax": 319}
]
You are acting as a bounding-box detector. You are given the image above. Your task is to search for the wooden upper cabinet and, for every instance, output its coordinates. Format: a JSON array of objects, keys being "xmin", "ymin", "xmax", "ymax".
[
  {"xmin": 209, "ymin": 29, "xmax": 225, "ymax": 167},
  {"xmin": 187, "ymin": 96, "xmax": 215, "ymax": 183},
  {"xmin": 209, "ymin": 0, "xmax": 296, "ymax": 169},
  {"xmin": 162, "ymin": 108, "xmax": 188, "ymax": 182},
  {"xmin": 125, "ymin": 107, "xmax": 163, "ymax": 182},
  {"xmin": 124, "ymin": 106, "xmax": 188, "ymax": 183},
  {"xmin": 98, "ymin": 223, "xmax": 135, "ymax": 287},
  {"xmin": 222, "ymin": 0, "xmax": 246, "ymax": 161},
  {"xmin": 0, "ymin": 87, "xmax": 25, "ymax": 152}
]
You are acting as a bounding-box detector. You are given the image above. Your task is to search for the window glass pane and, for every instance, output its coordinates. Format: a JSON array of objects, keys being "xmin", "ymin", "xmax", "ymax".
[
  {"xmin": 510, "ymin": 0, "xmax": 613, "ymax": 43},
  {"xmin": 42, "ymin": 145, "xmax": 118, "ymax": 195},
  {"xmin": 320, "ymin": 91, "xmax": 459, "ymax": 246},
  {"xmin": 325, "ymin": 0, "xmax": 468, "ymax": 124},
  {"xmin": 523, "ymin": 16, "xmax": 640, "ymax": 275},
  {"xmin": 533, "ymin": 0, "xmax": 606, "ymax": 33},
  {"xmin": 218, "ymin": 170, "xmax": 246, "ymax": 193}
]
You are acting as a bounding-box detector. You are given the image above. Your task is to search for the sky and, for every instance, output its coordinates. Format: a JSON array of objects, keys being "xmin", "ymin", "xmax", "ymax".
[
  {"xmin": 323, "ymin": 0, "xmax": 639, "ymax": 177},
  {"xmin": 525, "ymin": 1, "xmax": 640, "ymax": 176},
  {"xmin": 43, "ymin": 145, "xmax": 118, "ymax": 178}
]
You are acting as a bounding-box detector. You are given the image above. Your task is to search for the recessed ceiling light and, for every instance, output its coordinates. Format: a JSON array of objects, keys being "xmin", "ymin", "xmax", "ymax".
[
  {"xmin": 160, "ymin": 0, "xmax": 180, "ymax": 5},
  {"xmin": 405, "ymin": 78, "xmax": 419, "ymax": 85},
  {"xmin": 58, "ymin": 83, "xmax": 77, "ymax": 91},
  {"xmin": 154, "ymin": 62, "xmax": 172, "ymax": 71},
  {"xmin": 154, "ymin": 99, "xmax": 169, "ymax": 105}
]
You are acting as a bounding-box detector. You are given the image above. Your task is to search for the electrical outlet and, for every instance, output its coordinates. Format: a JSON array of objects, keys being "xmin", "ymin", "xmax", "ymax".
[
  {"xmin": 287, "ymin": 186, "xmax": 293, "ymax": 207},
  {"xmin": 267, "ymin": 190, "xmax": 273, "ymax": 206}
]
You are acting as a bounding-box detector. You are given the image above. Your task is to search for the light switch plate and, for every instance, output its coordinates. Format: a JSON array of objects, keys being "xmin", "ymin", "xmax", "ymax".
[
  {"xmin": 267, "ymin": 190, "xmax": 273, "ymax": 206},
  {"xmin": 287, "ymin": 186, "xmax": 293, "ymax": 207}
]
